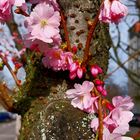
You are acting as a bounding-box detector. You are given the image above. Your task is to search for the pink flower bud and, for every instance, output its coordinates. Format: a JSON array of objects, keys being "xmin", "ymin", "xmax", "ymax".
[
  {"xmin": 95, "ymin": 79, "xmax": 104, "ymax": 85},
  {"xmin": 69, "ymin": 72, "xmax": 77, "ymax": 80},
  {"xmin": 77, "ymin": 67, "xmax": 83, "ymax": 79},
  {"xmin": 101, "ymin": 89, "xmax": 107, "ymax": 96},
  {"xmin": 70, "ymin": 62, "xmax": 78, "ymax": 72},
  {"xmin": 95, "ymin": 65, "xmax": 103, "ymax": 74},
  {"xmin": 91, "ymin": 66, "xmax": 99, "ymax": 78},
  {"xmin": 72, "ymin": 45, "xmax": 77, "ymax": 54},
  {"xmin": 96, "ymin": 85, "xmax": 103, "ymax": 92}
]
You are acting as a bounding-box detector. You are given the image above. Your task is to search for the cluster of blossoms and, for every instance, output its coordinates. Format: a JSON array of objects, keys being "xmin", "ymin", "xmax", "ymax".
[
  {"xmin": 66, "ymin": 81, "xmax": 98, "ymax": 113},
  {"xmin": 0, "ymin": 0, "xmax": 135, "ymax": 139},
  {"xmin": 66, "ymin": 65, "xmax": 106, "ymax": 112},
  {"xmin": 0, "ymin": 0, "xmax": 26, "ymax": 22},
  {"xmin": 42, "ymin": 47, "xmax": 73, "ymax": 71},
  {"xmin": 66, "ymin": 80, "xmax": 134, "ymax": 139},
  {"xmin": 91, "ymin": 96, "xmax": 134, "ymax": 139}
]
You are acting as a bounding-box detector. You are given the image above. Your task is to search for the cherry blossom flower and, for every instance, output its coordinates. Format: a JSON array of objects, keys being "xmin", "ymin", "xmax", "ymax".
[
  {"xmin": 0, "ymin": 0, "xmax": 12, "ymax": 22},
  {"xmin": 91, "ymin": 118, "xmax": 134, "ymax": 140},
  {"xmin": 104, "ymin": 97, "xmax": 134, "ymax": 134},
  {"xmin": 91, "ymin": 117, "xmax": 119, "ymax": 136},
  {"xmin": 103, "ymin": 126, "xmax": 134, "ymax": 140},
  {"xmin": 99, "ymin": 0, "xmax": 128, "ymax": 23},
  {"xmin": 42, "ymin": 47, "xmax": 73, "ymax": 71},
  {"xmin": 25, "ymin": 2, "xmax": 61, "ymax": 45},
  {"xmin": 112, "ymin": 96, "xmax": 134, "ymax": 110},
  {"xmin": 23, "ymin": 35, "xmax": 50, "ymax": 54},
  {"xmin": 103, "ymin": 96, "xmax": 134, "ymax": 134},
  {"xmin": 91, "ymin": 96, "xmax": 134, "ymax": 139},
  {"xmin": 84, "ymin": 96, "xmax": 98, "ymax": 113},
  {"xmin": 66, "ymin": 81, "xmax": 95, "ymax": 111}
]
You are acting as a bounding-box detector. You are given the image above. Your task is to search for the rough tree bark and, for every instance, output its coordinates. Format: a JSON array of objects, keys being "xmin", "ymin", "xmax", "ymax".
[{"xmin": 13, "ymin": 0, "xmax": 112, "ymax": 139}]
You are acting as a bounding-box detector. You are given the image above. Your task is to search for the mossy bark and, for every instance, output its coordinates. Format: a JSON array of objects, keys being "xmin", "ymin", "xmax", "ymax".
[{"xmin": 14, "ymin": 0, "xmax": 112, "ymax": 139}]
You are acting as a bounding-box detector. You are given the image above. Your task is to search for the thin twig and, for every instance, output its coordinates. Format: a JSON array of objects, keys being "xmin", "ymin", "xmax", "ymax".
[
  {"xmin": 82, "ymin": 7, "xmax": 102, "ymax": 66},
  {"xmin": 0, "ymin": 54, "xmax": 21, "ymax": 87},
  {"xmin": 57, "ymin": 0, "xmax": 71, "ymax": 51},
  {"xmin": 106, "ymin": 50, "xmax": 140, "ymax": 79},
  {"xmin": 94, "ymin": 88, "xmax": 103, "ymax": 140},
  {"xmin": 6, "ymin": 11, "xmax": 23, "ymax": 50},
  {"xmin": 98, "ymin": 96, "xmax": 103, "ymax": 140}
]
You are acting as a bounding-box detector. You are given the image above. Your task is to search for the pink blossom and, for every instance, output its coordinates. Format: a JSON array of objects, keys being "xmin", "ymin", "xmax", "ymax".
[
  {"xmin": 96, "ymin": 85, "xmax": 107, "ymax": 96},
  {"xmin": 77, "ymin": 67, "xmax": 83, "ymax": 79},
  {"xmin": 0, "ymin": 0, "xmax": 12, "ymax": 22},
  {"xmin": 13, "ymin": 0, "xmax": 27, "ymax": 11},
  {"xmin": 25, "ymin": 2, "xmax": 61, "ymax": 45},
  {"xmin": 90, "ymin": 65, "xmax": 103, "ymax": 78},
  {"xmin": 69, "ymin": 61, "xmax": 85, "ymax": 79},
  {"xmin": 96, "ymin": 85, "xmax": 103, "ymax": 92},
  {"xmin": 99, "ymin": 0, "xmax": 128, "ymax": 23},
  {"xmin": 95, "ymin": 79, "xmax": 104, "ymax": 85},
  {"xmin": 91, "ymin": 96, "xmax": 134, "ymax": 139},
  {"xmin": 112, "ymin": 96, "xmax": 134, "ymax": 110},
  {"xmin": 84, "ymin": 96, "xmax": 98, "ymax": 113},
  {"xmin": 103, "ymin": 126, "xmax": 121, "ymax": 140},
  {"xmin": 24, "ymin": 38, "xmax": 50, "ymax": 54},
  {"xmin": 66, "ymin": 81, "xmax": 95, "ymax": 111},
  {"xmin": 103, "ymin": 109, "xmax": 133, "ymax": 135},
  {"xmin": 103, "ymin": 126, "xmax": 134, "ymax": 140},
  {"xmin": 101, "ymin": 89, "xmax": 107, "ymax": 96},
  {"xmin": 91, "ymin": 118, "xmax": 134, "ymax": 140},
  {"xmin": 69, "ymin": 72, "xmax": 77, "ymax": 80},
  {"xmin": 103, "ymin": 126, "xmax": 130, "ymax": 140},
  {"xmin": 121, "ymin": 137, "xmax": 134, "ymax": 140},
  {"xmin": 103, "ymin": 96, "xmax": 134, "ymax": 134},
  {"xmin": 42, "ymin": 47, "xmax": 73, "ymax": 71}
]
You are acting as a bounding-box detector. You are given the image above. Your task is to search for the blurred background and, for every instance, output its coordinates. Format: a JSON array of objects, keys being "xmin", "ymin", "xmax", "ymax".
[
  {"xmin": 107, "ymin": 0, "xmax": 140, "ymax": 137},
  {"xmin": 0, "ymin": 0, "xmax": 140, "ymax": 138}
]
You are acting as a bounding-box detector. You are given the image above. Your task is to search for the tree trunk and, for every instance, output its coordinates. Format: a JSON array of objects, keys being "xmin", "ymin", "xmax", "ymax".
[{"xmin": 14, "ymin": 0, "xmax": 112, "ymax": 139}]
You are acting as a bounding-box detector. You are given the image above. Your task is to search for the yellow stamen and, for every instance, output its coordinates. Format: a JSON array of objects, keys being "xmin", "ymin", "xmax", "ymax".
[{"xmin": 40, "ymin": 19, "xmax": 48, "ymax": 28}]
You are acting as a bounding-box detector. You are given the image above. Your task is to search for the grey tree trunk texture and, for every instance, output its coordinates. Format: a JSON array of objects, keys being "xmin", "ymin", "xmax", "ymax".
[{"xmin": 14, "ymin": 0, "xmax": 112, "ymax": 139}]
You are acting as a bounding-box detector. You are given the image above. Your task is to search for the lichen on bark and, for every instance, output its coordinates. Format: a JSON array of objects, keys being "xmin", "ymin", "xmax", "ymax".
[{"xmin": 14, "ymin": 0, "xmax": 112, "ymax": 139}]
